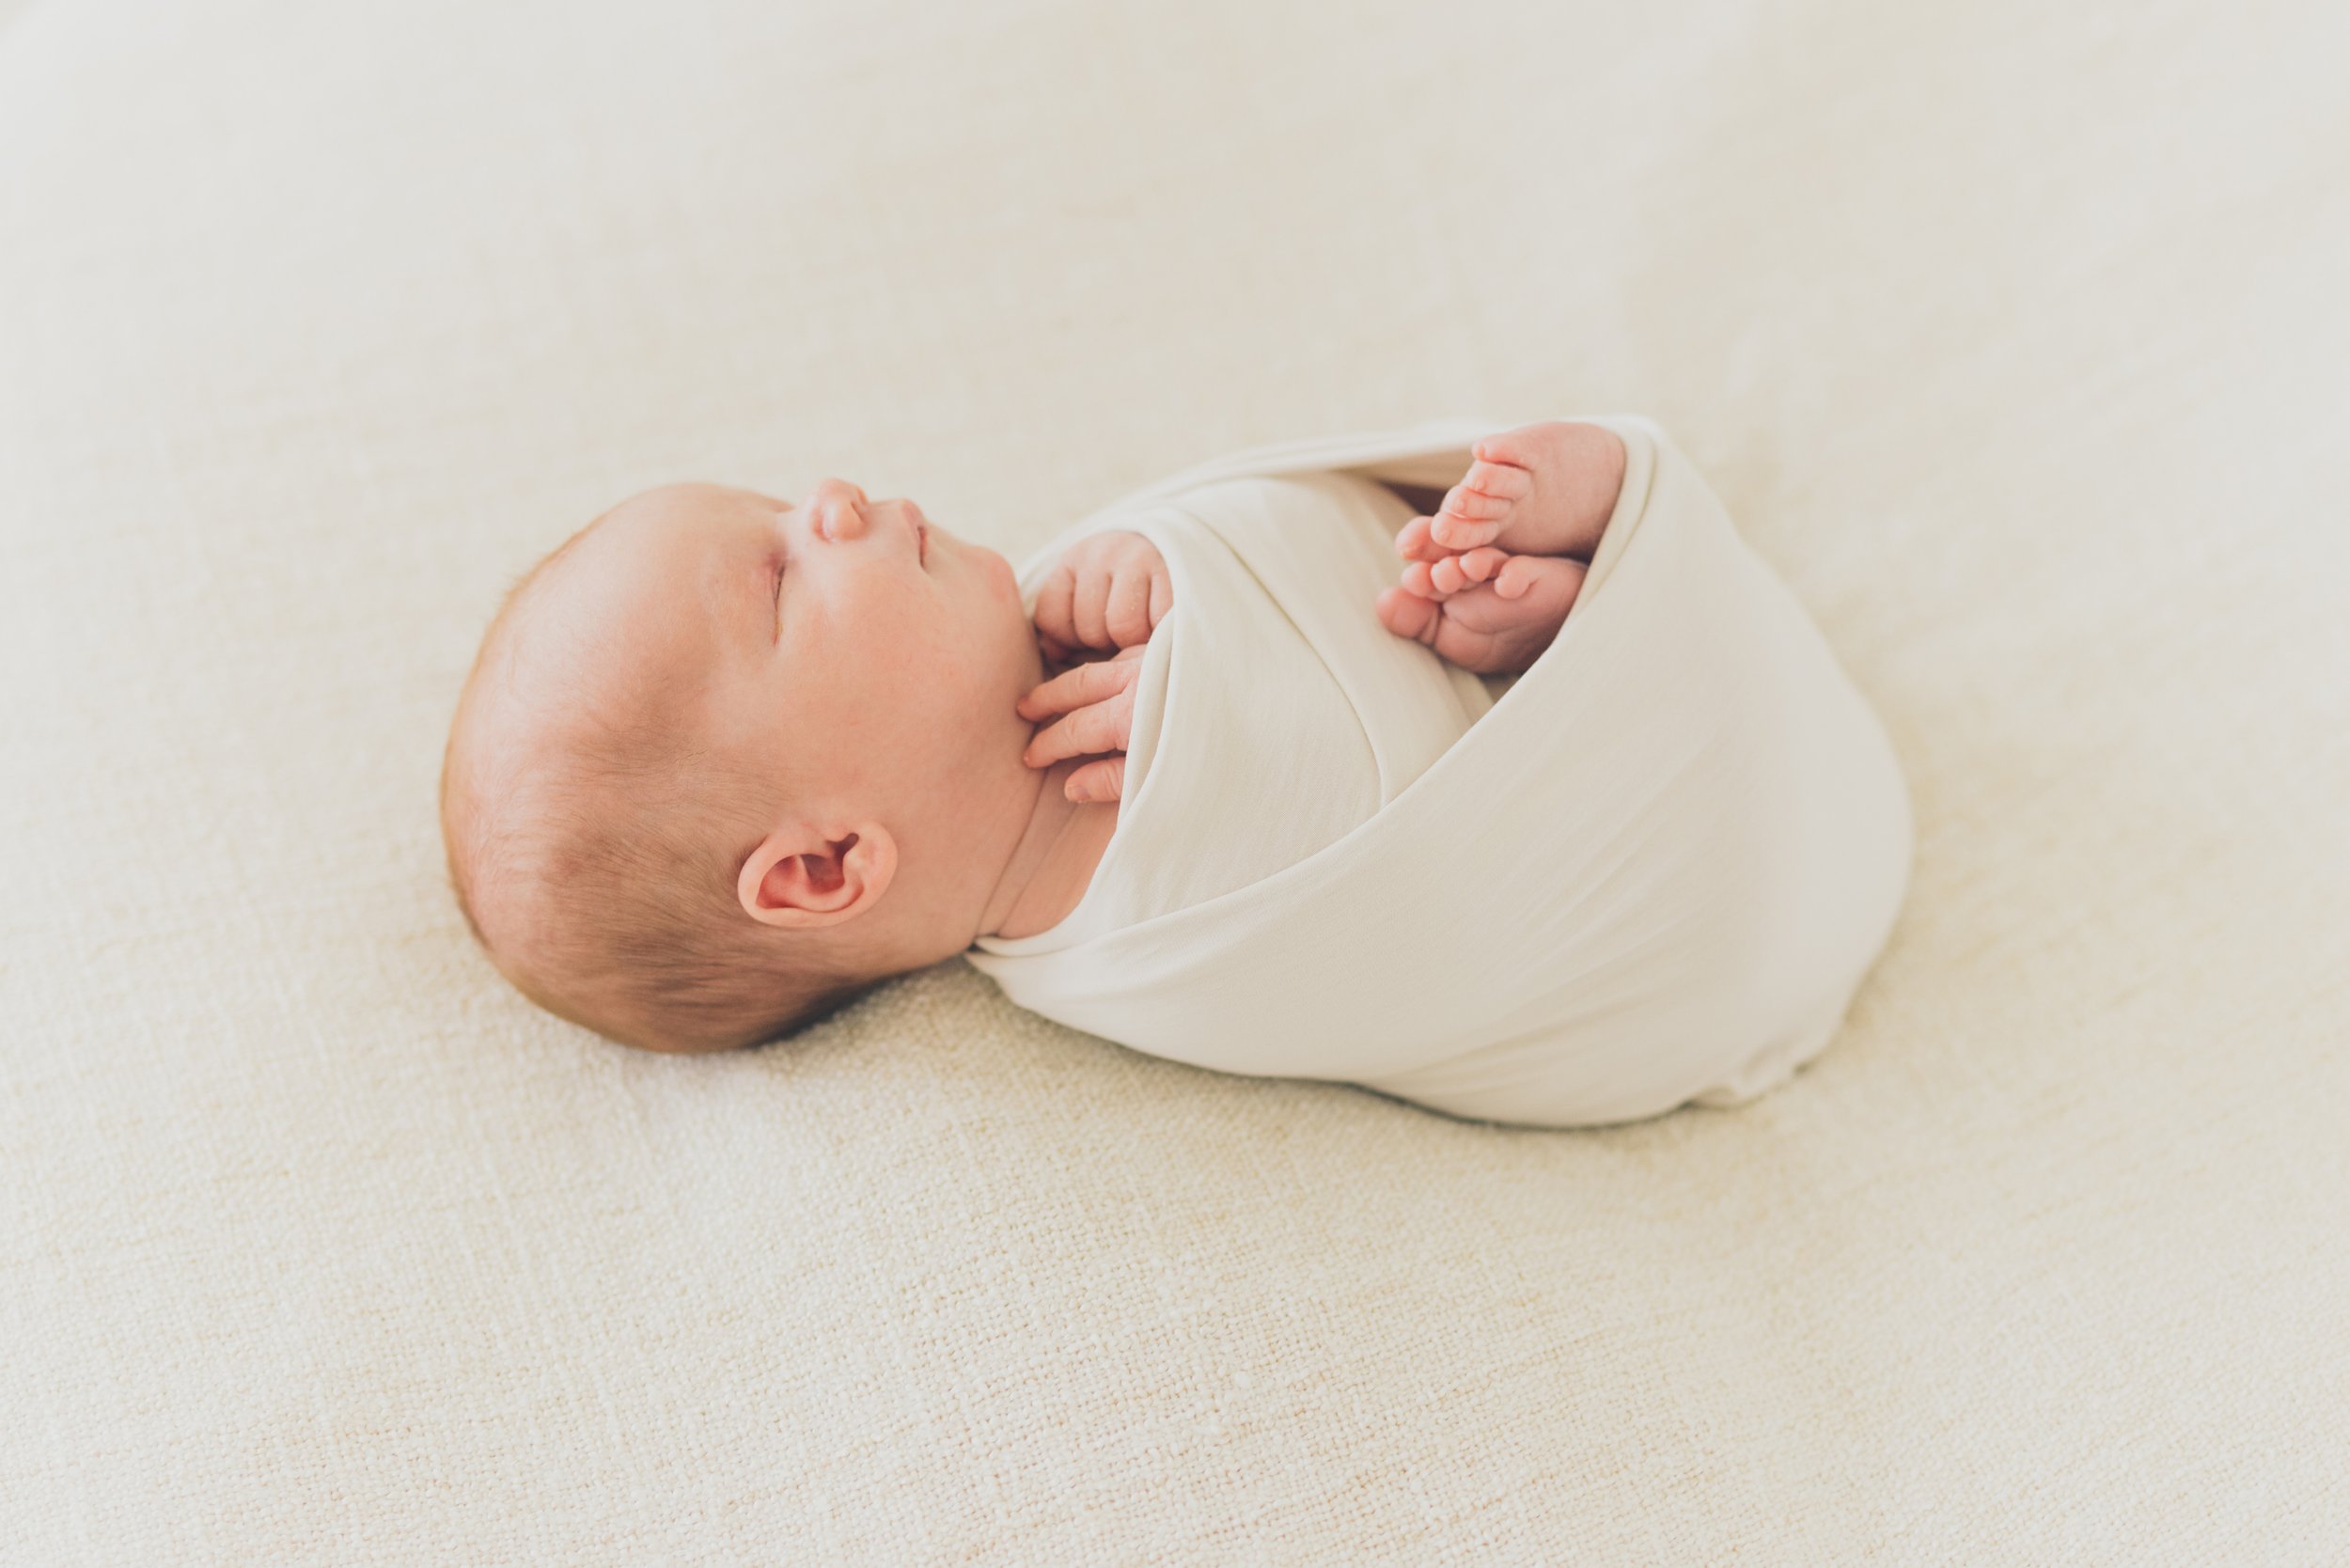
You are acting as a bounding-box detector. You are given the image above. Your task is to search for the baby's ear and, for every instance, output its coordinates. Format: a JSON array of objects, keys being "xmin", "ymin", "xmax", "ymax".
[{"xmin": 736, "ymin": 822, "xmax": 897, "ymax": 929}]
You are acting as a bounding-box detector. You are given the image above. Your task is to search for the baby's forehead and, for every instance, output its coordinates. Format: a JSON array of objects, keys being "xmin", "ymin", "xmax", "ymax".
[
  {"xmin": 616, "ymin": 479, "xmax": 789, "ymax": 531},
  {"xmin": 509, "ymin": 504, "xmax": 742, "ymax": 713},
  {"xmin": 499, "ymin": 480, "xmax": 791, "ymax": 729},
  {"xmin": 565, "ymin": 483, "xmax": 753, "ymax": 574},
  {"xmin": 574, "ymin": 482, "xmax": 778, "ymax": 595}
]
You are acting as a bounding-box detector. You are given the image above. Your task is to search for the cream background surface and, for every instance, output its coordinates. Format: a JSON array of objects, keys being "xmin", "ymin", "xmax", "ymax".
[{"xmin": 2, "ymin": 0, "xmax": 2345, "ymax": 1561}]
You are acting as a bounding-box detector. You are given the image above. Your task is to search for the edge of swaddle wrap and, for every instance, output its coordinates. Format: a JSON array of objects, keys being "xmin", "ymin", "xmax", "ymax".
[
  {"xmin": 972, "ymin": 504, "xmax": 1197, "ymax": 956},
  {"xmin": 1008, "ymin": 417, "xmax": 1504, "ymax": 591},
  {"xmin": 1006, "ymin": 413, "xmax": 1662, "ymax": 638}
]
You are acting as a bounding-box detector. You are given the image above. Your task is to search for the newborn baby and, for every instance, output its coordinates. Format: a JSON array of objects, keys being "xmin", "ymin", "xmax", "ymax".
[{"xmin": 443, "ymin": 417, "xmax": 1911, "ymax": 1126}]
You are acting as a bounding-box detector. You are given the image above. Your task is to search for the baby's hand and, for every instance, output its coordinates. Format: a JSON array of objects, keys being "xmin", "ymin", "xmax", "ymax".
[
  {"xmin": 1033, "ymin": 529, "xmax": 1170, "ymax": 665},
  {"xmin": 1016, "ymin": 643, "xmax": 1150, "ymax": 803}
]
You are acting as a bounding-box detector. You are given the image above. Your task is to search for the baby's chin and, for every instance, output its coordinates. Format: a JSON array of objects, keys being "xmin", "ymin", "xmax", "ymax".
[
  {"xmin": 943, "ymin": 532, "xmax": 1048, "ymax": 703},
  {"xmin": 978, "ymin": 538, "xmax": 1023, "ymax": 604},
  {"xmin": 995, "ymin": 585, "xmax": 1048, "ymax": 684}
]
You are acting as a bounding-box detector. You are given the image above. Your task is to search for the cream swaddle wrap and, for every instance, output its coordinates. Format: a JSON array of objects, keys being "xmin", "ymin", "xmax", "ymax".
[{"xmin": 968, "ymin": 416, "xmax": 1913, "ymax": 1127}]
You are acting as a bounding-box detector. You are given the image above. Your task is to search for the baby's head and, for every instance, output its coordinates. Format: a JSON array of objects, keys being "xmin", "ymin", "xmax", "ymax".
[{"xmin": 442, "ymin": 478, "xmax": 1041, "ymax": 1053}]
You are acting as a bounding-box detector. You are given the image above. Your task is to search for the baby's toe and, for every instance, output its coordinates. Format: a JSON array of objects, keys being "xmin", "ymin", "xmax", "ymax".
[
  {"xmin": 1423, "ymin": 596, "xmax": 1513, "ymax": 674},
  {"xmin": 1400, "ymin": 559, "xmax": 1449, "ymax": 599},
  {"xmin": 1376, "ymin": 584, "xmax": 1442, "ymax": 646},
  {"xmin": 1461, "ymin": 455, "xmax": 1536, "ymax": 500},
  {"xmin": 1444, "ymin": 478, "xmax": 1514, "ymax": 522},
  {"xmin": 1494, "ymin": 552, "xmax": 1588, "ymax": 614},
  {"xmin": 1432, "ymin": 511, "xmax": 1501, "ymax": 551},
  {"xmin": 1455, "ymin": 545, "xmax": 1510, "ymax": 584},
  {"xmin": 1393, "ymin": 514, "xmax": 1447, "ymax": 563},
  {"xmin": 1431, "ymin": 480, "xmax": 1512, "ymax": 550},
  {"xmin": 1437, "ymin": 463, "xmax": 1530, "ymax": 548},
  {"xmin": 1433, "ymin": 547, "xmax": 1510, "ymax": 593},
  {"xmin": 1470, "ymin": 431, "xmax": 1543, "ymax": 474}
]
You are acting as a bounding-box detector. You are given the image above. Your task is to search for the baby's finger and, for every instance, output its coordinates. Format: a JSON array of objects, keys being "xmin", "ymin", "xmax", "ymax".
[
  {"xmin": 1034, "ymin": 563, "xmax": 1078, "ymax": 651},
  {"xmin": 1022, "ymin": 686, "xmax": 1136, "ymax": 768},
  {"xmin": 1065, "ymin": 755, "xmax": 1126, "ymax": 804},
  {"xmin": 1148, "ymin": 564, "xmax": 1172, "ymax": 631},
  {"xmin": 1105, "ymin": 563, "xmax": 1154, "ymax": 648},
  {"xmin": 1015, "ymin": 647, "xmax": 1142, "ymax": 723},
  {"xmin": 1073, "ymin": 568, "xmax": 1111, "ymax": 651}
]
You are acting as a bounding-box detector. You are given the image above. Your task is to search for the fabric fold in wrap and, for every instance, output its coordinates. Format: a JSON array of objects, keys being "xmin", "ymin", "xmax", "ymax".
[{"xmin": 967, "ymin": 416, "xmax": 1913, "ymax": 1127}]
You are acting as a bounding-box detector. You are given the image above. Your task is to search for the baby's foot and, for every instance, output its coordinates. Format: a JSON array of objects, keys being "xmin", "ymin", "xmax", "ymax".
[
  {"xmin": 1376, "ymin": 420, "xmax": 1625, "ymax": 675},
  {"xmin": 1374, "ymin": 550, "xmax": 1588, "ymax": 675},
  {"xmin": 1392, "ymin": 420, "xmax": 1626, "ymax": 563}
]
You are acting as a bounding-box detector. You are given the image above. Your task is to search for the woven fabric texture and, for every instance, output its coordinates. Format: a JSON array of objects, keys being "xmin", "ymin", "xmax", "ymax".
[{"xmin": 2, "ymin": 0, "xmax": 2344, "ymax": 1560}]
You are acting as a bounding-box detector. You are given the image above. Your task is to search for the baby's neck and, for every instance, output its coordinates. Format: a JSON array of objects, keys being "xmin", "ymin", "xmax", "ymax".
[{"xmin": 976, "ymin": 760, "xmax": 1119, "ymax": 942}]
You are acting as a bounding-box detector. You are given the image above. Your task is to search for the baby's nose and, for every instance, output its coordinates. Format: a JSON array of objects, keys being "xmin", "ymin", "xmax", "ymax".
[{"xmin": 807, "ymin": 478, "xmax": 870, "ymax": 541}]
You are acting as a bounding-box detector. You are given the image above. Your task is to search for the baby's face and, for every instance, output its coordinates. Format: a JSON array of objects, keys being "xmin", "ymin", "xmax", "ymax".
[{"xmin": 540, "ymin": 478, "xmax": 1039, "ymax": 833}]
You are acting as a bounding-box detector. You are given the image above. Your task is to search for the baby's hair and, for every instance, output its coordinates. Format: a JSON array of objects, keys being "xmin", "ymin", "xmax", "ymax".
[{"xmin": 441, "ymin": 522, "xmax": 879, "ymax": 1053}]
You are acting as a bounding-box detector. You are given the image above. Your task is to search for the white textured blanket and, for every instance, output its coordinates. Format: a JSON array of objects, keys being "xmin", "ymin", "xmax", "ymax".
[
  {"xmin": 11, "ymin": 0, "xmax": 2348, "ymax": 1557},
  {"xmin": 971, "ymin": 418, "xmax": 1913, "ymax": 1125}
]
